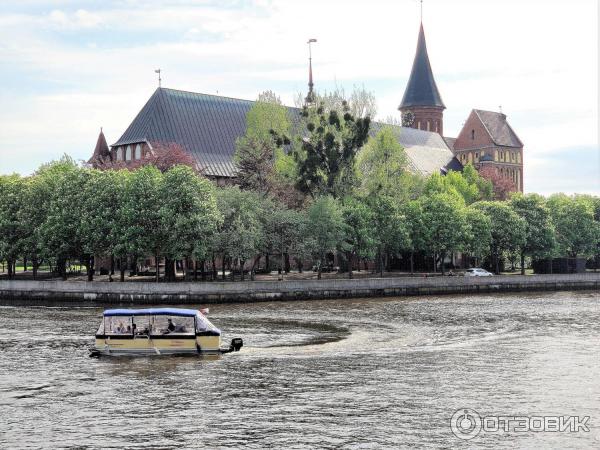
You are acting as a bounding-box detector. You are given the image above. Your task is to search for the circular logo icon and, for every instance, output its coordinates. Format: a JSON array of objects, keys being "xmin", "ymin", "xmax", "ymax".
[{"xmin": 450, "ymin": 408, "xmax": 482, "ymax": 440}]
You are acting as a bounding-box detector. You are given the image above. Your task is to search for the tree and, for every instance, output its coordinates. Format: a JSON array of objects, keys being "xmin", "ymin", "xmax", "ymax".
[
  {"xmin": 215, "ymin": 187, "xmax": 266, "ymax": 281},
  {"xmin": 368, "ymin": 195, "xmax": 410, "ymax": 276},
  {"xmin": 478, "ymin": 165, "xmax": 516, "ymax": 200},
  {"xmin": 37, "ymin": 158, "xmax": 89, "ymax": 280},
  {"xmin": 547, "ymin": 194, "xmax": 599, "ymax": 259},
  {"xmin": 117, "ymin": 165, "xmax": 164, "ymax": 282},
  {"xmin": 356, "ymin": 126, "xmax": 410, "ymax": 197},
  {"xmin": 424, "ymin": 165, "xmax": 492, "ymax": 205},
  {"xmin": 473, "ymin": 201, "xmax": 527, "ymax": 274},
  {"xmin": 420, "ymin": 193, "xmax": 468, "ymax": 274},
  {"xmin": 0, "ymin": 174, "xmax": 25, "ymax": 279},
  {"xmin": 509, "ymin": 193, "xmax": 556, "ymax": 274},
  {"xmin": 160, "ymin": 166, "xmax": 222, "ymax": 280},
  {"xmin": 342, "ymin": 197, "xmax": 377, "ymax": 278},
  {"xmin": 291, "ymin": 100, "xmax": 370, "ymax": 198},
  {"xmin": 79, "ymin": 169, "xmax": 128, "ymax": 281},
  {"xmin": 234, "ymin": 92, "xmax": 292, "ymax": 195},
  {"xmin": 402, "ymin": 200, "xmax": 426, "ymax": 274},
  {"xmin": 306, "ymin": 196, "xmax": 347, "ymax": 279},
  {"xmin": 463, "ymin": 207, "xmax": 492, "ymax": 268}
]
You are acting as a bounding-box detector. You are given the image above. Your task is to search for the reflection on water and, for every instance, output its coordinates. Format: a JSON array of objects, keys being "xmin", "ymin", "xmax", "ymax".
[{"xmin": 1, "ymin": 291, "xmax": 599, "ymax": 449}]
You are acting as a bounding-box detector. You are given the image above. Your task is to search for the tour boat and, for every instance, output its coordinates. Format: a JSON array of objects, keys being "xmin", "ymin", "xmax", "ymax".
[{"xmin": 91, "ymin": 307, "xmax": 243, "ymax": 356}]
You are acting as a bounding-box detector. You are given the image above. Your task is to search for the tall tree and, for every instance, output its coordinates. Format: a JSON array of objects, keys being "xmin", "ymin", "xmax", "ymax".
[
  {"xmin": 420, "ymin": 193, "xmax": 468, "ymax": 274},
  {"xmin": 463, "ymin": 207, "xmax": 492, "ymax": 268},
  {"xmin": 0, "ymin": 174, "xmax": 25, "ymax": 279},
  {"xmin": 356, "ymin": 126, "xmax": 410, "ymax": 197},
  {"xmin": 306, "ymin": 196, "xmax": 347, "ymax": 279},
  {"xmin": 509, "ymin": 193, "xmax": 556, "ymax": 274},
  {"xmin": 473, "ymin": 201, "xmax": 527, "ymax": 274},
  {"xmin": 291, "ymin": 100, "xmax": 370, "ymax": 198},
  {"xmin": 547, "ymin": 194, "xmax": 599, "ymax": 259},
  {"xmin": 160, "ymin": 166, "xmax": 222, "ymax": 280},
  {"xmin": 342, "ymin": 197, "xmax": 377, "ymax": 278}
]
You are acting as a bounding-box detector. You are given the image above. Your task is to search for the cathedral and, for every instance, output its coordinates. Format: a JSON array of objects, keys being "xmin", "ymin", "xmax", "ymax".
[{"xmin": 91, "ymin": 22, "xmax": 523, "ymax": 192}]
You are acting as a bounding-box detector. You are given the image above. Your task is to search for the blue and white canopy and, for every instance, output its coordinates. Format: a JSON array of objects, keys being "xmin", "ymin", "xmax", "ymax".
[{"xmin": 103, "ymin": 308, "xmax": 201, "ymax": 317}]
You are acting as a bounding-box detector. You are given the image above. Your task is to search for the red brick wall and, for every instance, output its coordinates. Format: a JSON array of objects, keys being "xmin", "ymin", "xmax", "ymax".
[
  {"xmin": 401, "ymin": 106, "xmax": 444, "ymax": 135},
  {"xmin": 453, "ymin": 111, "xmax": 494, "ymax": 150}
]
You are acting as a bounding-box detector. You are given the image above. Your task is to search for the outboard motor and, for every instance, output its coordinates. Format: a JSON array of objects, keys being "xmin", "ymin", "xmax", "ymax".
[{"xmin": 230, "ymin": 338, "xmax": 243, "ymax": 352}]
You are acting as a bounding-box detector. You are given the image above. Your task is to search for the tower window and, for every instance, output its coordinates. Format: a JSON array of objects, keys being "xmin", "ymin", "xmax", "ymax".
[{"xmin": 471, "ymin": 130, "xmax": 475, "ymax": 140}]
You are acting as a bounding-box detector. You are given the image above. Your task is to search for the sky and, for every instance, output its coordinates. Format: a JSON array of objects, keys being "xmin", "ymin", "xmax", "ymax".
[{"xmin": 0, "ymin": 0, "xmax": 598, "ymax": 195}]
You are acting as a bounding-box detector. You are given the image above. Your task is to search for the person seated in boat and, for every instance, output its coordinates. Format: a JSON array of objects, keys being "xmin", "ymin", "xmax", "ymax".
[
  {"xmin": 164, "ymin": 318, "xmax": 176, "ymax": 334},
  {"xmin": 115, "ymin": 321, "xmax": 126, "ymax": 333}
]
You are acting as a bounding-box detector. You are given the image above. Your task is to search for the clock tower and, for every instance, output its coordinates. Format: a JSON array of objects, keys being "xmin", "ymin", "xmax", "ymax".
[{"xmin": 399, "ymin": 23, "xmax": 445, "ymax": 135}]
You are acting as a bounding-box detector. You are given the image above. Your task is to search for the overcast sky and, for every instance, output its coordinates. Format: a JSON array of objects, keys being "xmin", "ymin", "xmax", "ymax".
[{"xmin": 0, "ymin": 0, "xmax": 598, "ymax": 195}]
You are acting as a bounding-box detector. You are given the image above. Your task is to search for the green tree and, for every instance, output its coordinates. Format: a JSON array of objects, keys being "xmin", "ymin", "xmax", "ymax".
[
  {"xmin": 79, "ymin": 169, "xmax": 127, "ymax": 281},
  {"xmin": 306, "ymin": 196, "xmax": 347, "ymax": 279},
  {"xmin": 291, "ymin": 100, "xmax": 370, "ymax": 198},
  {"xmin": 368, "ymin": 195, "xmax": 410, "ymax": 277},
  {"xmin": 547, "ymin": 194, "xmax": 599, "ymax": 259},
  {"xmin": 160, "ymin": 166, "xmax": 222, "ymax": 280},
  {"xmin": 234, "ymin": 91, "xmax": 291, "ymax": 195},
  {"xmin": 463, "ymin": 207, "xmax": 492, "ymax": 268},
  {"xmin": 118, "ymin": 165, "xmax": 164, "ymax": 282},
  {"xmin": 402, "ymin": 200, "xmax": 426, "ymax": 274},
  {"xmin": 473, "ymin": 201, "xmax": 526, "ymax": 274},
  {"xmin": 420, "ymin": 193, "xmax": 468, "ymax": 274},
  {"xmin": 356, "ymin": 126, "xmax": 410, "ymax": 197},
  {"xmin": 0, "ymin": 174, "xmax": 25, "ymax": 279},
  {"xmin": 342, "ymin": 197, "xmax": 377, "ymax": 278},
  {"xmin": 215, "ymin": 187, "xmax": 266, "ymax": 280},
  {"xmin": 509, "ymin": 193, "xmax": 556, "ymax": 274}
]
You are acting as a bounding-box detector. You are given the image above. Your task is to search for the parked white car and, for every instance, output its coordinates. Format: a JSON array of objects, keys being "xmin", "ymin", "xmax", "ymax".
[{"xmin": 464, "ymin": 268, "xmax": 494, "ymax": 277}]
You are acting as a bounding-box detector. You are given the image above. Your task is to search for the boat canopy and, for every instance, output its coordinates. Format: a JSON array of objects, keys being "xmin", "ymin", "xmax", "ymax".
[{"xmin": 103, "ymin": 308, "xmax": 201, "ymax": 317}]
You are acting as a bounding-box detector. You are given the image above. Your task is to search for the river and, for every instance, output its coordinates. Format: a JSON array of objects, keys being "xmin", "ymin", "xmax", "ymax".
[{"xmin": 0, "ymin": 291, "xmax": 599, "ymax": 449}]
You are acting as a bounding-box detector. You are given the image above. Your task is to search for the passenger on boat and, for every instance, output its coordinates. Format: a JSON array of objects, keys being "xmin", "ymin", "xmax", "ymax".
[
  {"xmin": 116, "ymin": 322, "xmax": 125, "ymax": 333},
  {"xmin": 166, "ymin": 318, "xmax": 175, "ymax": 333}
]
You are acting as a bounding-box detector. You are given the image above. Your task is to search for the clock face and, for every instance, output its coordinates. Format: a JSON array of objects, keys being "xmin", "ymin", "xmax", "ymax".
[{"xmin": 402, "ymin": 111, "xmax": 415, "ymax": 127}]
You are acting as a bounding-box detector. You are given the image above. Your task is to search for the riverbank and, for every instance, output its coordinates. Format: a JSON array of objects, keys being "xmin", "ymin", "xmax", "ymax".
[{"xmin": 0, "ymin": 273, "xmax": 599, "ymax": 305}]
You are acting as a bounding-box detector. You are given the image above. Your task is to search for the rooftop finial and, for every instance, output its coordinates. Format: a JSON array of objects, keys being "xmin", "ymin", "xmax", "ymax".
[
  {"xmin": 305, "ymin": 39, "xmax": 317, "ymax": 105},
  {"xmin": 420, "ymin": 0, "xmax": 423, "ymax": 23},
  {"xmin": 155, "ymin": 68, "xmax": 162, "ymax": 87}
]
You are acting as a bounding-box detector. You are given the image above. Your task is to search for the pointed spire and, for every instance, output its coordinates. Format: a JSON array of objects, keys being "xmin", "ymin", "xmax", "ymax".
[
  {"xmin": 305, "ymin": 38, "xmax": 317, "ymax": 105},
  {"xmin": 89, "ymin": 128, "xmax": 111, "ymax": 164},
  {"xmin": 399, "ymin": 23, "xmax": 445, "ymax": 110}
]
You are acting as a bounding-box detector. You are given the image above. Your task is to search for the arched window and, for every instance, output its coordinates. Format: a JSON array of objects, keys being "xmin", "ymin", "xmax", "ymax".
[
  {"xmin": 471, "ymin": 130, "xmax": 475, "ymax": 140},
  {"xmin": 427, "ymin": 121, "xmax": 431, "ymax": 131},
  {"xmin": 417, "ymin": 121, "xmax": 421, "ymax": 130},
  {"xmin": 125, "ymin": 145, "xmax": 132, "ymax": 161},
  {"xmin": 116, "ymin": 147, "xmax": 123, "ymax": 161},
  {"xmin": 135, "ymin": 144, "xmax": 141, "ymax": 160}
]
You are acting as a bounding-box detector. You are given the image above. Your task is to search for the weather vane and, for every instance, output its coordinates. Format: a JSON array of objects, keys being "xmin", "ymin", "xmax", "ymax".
[{"xmin": 155, "ymin": 68, "xmax": 162, "ymax": 87}]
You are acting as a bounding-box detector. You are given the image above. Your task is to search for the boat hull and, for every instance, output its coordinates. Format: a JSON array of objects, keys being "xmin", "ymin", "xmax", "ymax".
[{"xmin": 94, "ymin": 335, "xmax": 221, "ymax": 356}]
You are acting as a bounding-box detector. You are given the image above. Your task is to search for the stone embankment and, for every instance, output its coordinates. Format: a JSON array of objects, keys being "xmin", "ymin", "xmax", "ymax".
[{"xmin": 0, "ymin": 273, "xmax": 598, "ymax": 305}]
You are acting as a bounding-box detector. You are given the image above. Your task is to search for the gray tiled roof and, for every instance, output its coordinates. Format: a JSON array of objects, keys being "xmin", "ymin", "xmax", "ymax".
[
  {"xmin": 112, "ymin": 87, "xmax": 460, "ymax": 178},
  {"xmin": 474, "ymin": 109, "xmax": 523, "ymax": 148},
  {"xmin": 399, "ymin": 24, "xmax": 445, "ymax": 109}
]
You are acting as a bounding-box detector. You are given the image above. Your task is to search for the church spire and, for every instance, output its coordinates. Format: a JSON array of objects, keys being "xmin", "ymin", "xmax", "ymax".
[
  {"xmin": 399, "ymin": 23, "xmax": 445, "ymax": 135},
  {"xmin": 399, "ymin": 23, "xmax": 445, "ymax": 110},
  {"xmin": 305, "ymin": 38, "xmax": 317, "ymax": 105}
]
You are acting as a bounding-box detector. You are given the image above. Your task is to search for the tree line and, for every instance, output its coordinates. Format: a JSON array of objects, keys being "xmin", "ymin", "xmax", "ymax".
[{"xmin": 1, "ymin": 89, "xmax": 599, "ymax": 281}]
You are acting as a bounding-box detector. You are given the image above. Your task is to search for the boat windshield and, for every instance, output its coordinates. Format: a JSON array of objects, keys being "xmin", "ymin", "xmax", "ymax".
[
  {"xmin": 104, "ymin": 316, "xmax": 134, "ymax": 335},
  {"xmin": 196, "ymin": 313, "xmax": 218, "ymax": 333}
]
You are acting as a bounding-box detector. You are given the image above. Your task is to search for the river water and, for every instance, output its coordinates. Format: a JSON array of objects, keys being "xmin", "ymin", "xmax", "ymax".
[{"xmin": 0, "ymin": 291, "xmax": 599, "ymax": 449}]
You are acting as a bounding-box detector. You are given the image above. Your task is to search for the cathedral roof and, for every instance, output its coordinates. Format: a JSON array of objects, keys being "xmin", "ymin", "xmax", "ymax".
[
  {"xmin": 112, "ymin": 87, "xmax": 460, "ymax": 178},
  {"xmin": 399, "ymin": 24, "xmax": 445, "ymax": 110},
  {"xmin": 474, "ymin": 110, "xmax": 523, "ymax": 148}
]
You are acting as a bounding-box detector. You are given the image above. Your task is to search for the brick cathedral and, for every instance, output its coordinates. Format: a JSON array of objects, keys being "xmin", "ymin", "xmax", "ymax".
[
  {"xmin": 92, "ymin": 23, "xmax": 523, "ymax": 192},
  {"xmin": 399, "ymin": 23, "xmax": 524, "ymax": 192}
]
